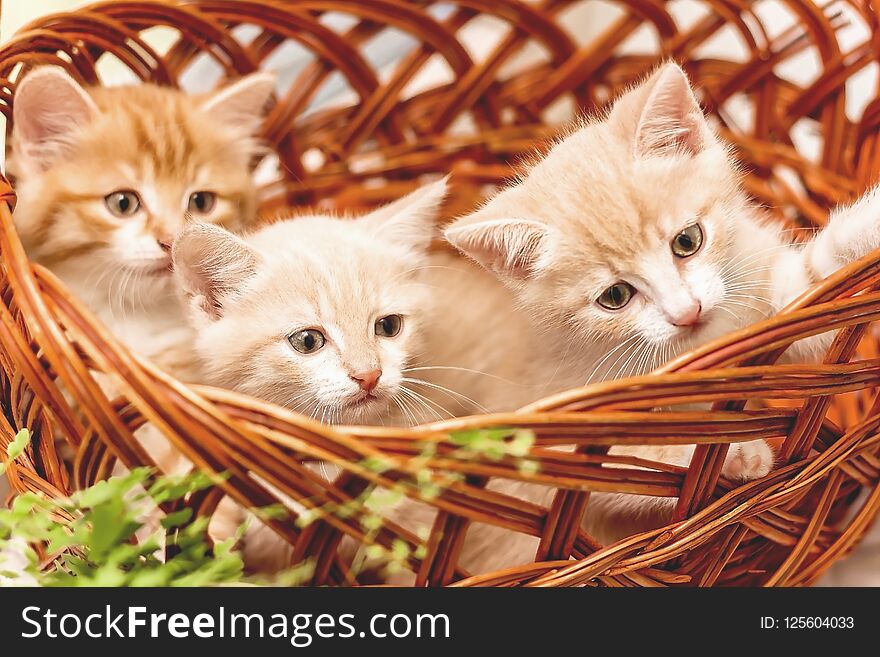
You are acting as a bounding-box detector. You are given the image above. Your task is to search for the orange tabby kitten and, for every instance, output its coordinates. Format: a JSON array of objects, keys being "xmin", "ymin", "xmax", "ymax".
[
  {"xmin": 8, "ymin": 67, "xmax": 274, "ymax": 489},
  {"xmin": 8, "ymin": 66, "xmax": 275, "ymax": 382}
]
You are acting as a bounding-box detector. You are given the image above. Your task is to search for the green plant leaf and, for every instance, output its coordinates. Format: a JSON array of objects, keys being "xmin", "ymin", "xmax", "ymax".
[
  {"xmin": 160, "ymin": 508, "xmax": 193, "ymax": 530},
  {"xmin": 1, "ymin": 429, "xmax": 31, "ymax": 475},
  {"xmin": 7, "ymin": 429, "xmax": 30, "ymax": 460}
]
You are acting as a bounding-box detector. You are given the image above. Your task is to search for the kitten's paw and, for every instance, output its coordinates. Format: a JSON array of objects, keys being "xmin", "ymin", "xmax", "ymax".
[{"xmin": 722, "ymin": 440, "xmax": 774, "ymax": 482}]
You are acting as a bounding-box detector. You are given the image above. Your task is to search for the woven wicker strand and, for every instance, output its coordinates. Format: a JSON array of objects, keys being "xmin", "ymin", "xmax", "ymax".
[{"xmin": 2, "ymin": 0, "xmax": 880, "ymax": 586}]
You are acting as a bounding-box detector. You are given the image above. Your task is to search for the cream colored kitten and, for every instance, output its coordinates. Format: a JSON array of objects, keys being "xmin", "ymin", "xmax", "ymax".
[
  {"xmin": 173, "ymin": 179, "xmax": 540, "ymax": 577},
  {"xmin": 445, "ymin": 62, "xmax": 880, "ymax": 543},
  {"xmin": 173, "ymin": 180, "xmax": 533, "ymax": 425},
  {"xmin": 9, "ymin": 66, "xmax": 275, "ymax": 384}
]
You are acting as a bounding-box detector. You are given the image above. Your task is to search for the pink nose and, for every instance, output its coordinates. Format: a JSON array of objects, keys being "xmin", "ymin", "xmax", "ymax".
[
  {"xmin": 672, "ymin": 302, "xmax": 702, "ymax": 327},
  {"xmin": 351, "ymin": 369, "xmax": 382, "ymax": 393},
  {"xmin": 158, "ymin": 237, "xmax": 174, "ymax": 252}
]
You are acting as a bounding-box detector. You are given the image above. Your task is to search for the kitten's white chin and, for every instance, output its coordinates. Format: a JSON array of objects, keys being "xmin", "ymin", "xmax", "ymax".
[
  {"xmin": 682, "ymin": 312, "xmax": 737, "ymax": 349},
  {"xmin": 336, "ymin": 393, "xmax": 391, "ymax": 425}
]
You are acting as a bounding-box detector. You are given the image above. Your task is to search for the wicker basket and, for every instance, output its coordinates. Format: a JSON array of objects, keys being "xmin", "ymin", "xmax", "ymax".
[{"xmin": 2, "ymin": 0, "xmax": 880, "ymax": 587}]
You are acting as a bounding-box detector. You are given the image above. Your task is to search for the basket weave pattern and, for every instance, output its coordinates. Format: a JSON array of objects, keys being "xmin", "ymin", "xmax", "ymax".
[{"xmin": 2, "ymin": 0, "xmax": 880, "ymax": 586}]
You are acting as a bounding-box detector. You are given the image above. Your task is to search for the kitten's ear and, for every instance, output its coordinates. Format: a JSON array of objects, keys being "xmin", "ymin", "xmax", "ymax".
[
  {"xmin": 611, "ymin": 62, "xmax": 710, "ymax": 158},
  {"xmin": 200, "ymin": 72, "xmax": 276, "ymax": 136},
  {"xmin": 362, "ymin": 177, "xmax": 449, "ymax": 254},
  {"xmin": 173, "ymin": 224, "xmax": 261, "ymax": 321},
  {"xmin": 13, "ymin": 67, "xmax": 98, "ymax": 169},
  {"xmin": 444, "ymin": 218, "xmax": 551, "ymax": 280}
]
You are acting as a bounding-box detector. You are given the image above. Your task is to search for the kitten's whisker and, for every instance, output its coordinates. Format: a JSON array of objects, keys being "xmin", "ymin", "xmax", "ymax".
[
  {"xmin": 723, "ymin": 298, "xmax": 769, "ymax": 315},
  {"xmin": 102, "ymin": 266, "xmax": 126, "ymax": 325},
  {"xmin": 128, "ymin": 269, "xmax": 149, "ymax": 316},
  {"xmin": 398, "ymin": 388, "xmax": 443, "ymax": 424},
  {"xmin": 285, "ymin": 390, "xmax": 314, "ymax": 404},
  {"xmin": 391, "ymin": 393, "xmax": 417, "ymax": 427},
  {"xmin": 643, "ymin": 342, "xmax": 659, "ymax": 374},
  {"xmin": 718, "ymin": 244, "xmax": 791, "ymax": 278},
  {"xmin": 402, "ymin": 385, "xmax": 455, "ymax": 419},
  {"xmin": 726, "ymin": 292, "xmax": 772, "ymax": 304},
  {"xmin": 304, "ymin": 398, "xmax": 323, "ymax": 421},
  {"xmin": 83, "ymin": 260, "xmax": 116, "ymax": 294},
  {"xmin": 622, "ymin": 345, "xmax": 644, "ymax": 380},
  {"xmin": 401, "ymin": 377, "xmax": 490, "ymax": 413},
  {"xmin": 398, "ymin": 391, "xmax": 422, "ymax": 426},
  {"xmin": 615, "ymin": 340, "xmax": 645, "ymax": 380},
  {"xmin": 719, "ymin": 270, "xmax": 775, "ymax": 291},
  {"xmin": 721, "ymin": 268, "xmax": 776, "ymax": 284},
  {"xmin": 402, "ymin": 366, "xmax": 514, "ymax": 385},
  {"xmin": 586, "ymin": 333, "xmax": 641, "ymax": 384},
  {"xmin": 595, "ymin": 335, "xmax": 642, "ymax": 384},
  {"xmin": 723, "ymin": 280, "xmax": 775, "ymax": 291},
  {"xmin": 396, "ymin": 387, "xmax": 427, "ymax": 423},
  {"xmin": 115, "ymin": 268, "xmax": 130, "ymax": 318},
  {"xmin": 716, "ymin": 305, "xmax": 742, "ymax": 324},
  {"xmin": 399, "ymin": 386, "xmax": 451, "ymax": 421},
  {"xmin": 618, "ymin": 337, "xmax": 649, "ymax": 380},
  {"xmin": 282, "ymin": 391, "xmax": 315, "ymax": 414},
  {"xmin": 319, "ymin": 461, "xmax": 331, "ymax": 481}
]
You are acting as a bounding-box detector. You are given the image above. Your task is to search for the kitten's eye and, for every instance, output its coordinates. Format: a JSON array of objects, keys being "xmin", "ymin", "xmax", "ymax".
[
  {"xmin": 375, "ymin": 314, "xmax": 403, "ymax": 337},
  {"xmin": 105, "ymin": 191, "xmax": 141, "ymax": 217},
  {"xmin": 187, "ymin": 191, "xmax": 217, "ymax": 214},
  {"xmin": 671, "ymin": 224, "xmax": 703, "ymax": 258},
  {"xmin": 597, "ymin": 282, "xmax": 636, "ymax": 310},
  {"xmin": 288, "ymin": 329, "xmax": 325, "ymax": 354}
]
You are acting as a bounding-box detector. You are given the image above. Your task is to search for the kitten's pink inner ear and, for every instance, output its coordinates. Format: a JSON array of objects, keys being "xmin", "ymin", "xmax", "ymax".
[
  {"xmin": 172, "ymin": 225, "xmax": 260, "ymax": 320},
  {"xmin": 633, "ymin": 64, "xmax": 705, "ymax": 158},
  {"xmin": 445, "ymin": 219, "xmax": 549, "ymax": 279},
  {"xmin": 13, "ymin": 68, "xmax": 97, "ymax": 164},
  {"xmin": 200, "ymin": 72, "xmax": 277, "ymax": 136}
]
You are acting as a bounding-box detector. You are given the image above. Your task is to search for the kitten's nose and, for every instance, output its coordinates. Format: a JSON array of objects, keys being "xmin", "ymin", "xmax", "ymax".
[
  {"xmin": 672, "ymin": 302, "xmax": 702, "ymax": 327},
  {"xmin": 157, "ymin": 237, "xmax": 174, "ymax": 252},
  {"xmin": 350, "ymin": 369, "xmax": 382, "ymax": 393}
]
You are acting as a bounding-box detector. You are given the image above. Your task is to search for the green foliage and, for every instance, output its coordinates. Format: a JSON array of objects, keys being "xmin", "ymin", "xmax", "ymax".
[
  {"xmin": 0, "ymin": 466, "xmax": 245, "ymax": 587},
  {"xmin": 0, "ymin": 429, "xmax": 30, "ymax": 477},
  {"xmin": 0, "ymin": 431, "xmax": 314, "ymax": 587},
  {"xmin": 450, "ymin": 427, "xmax": 538, "ymax": 465},
  {"xmin": 0, "ymin": 425, "xmax": 538, "ymax": 585},
  {"xmin": 304, "ymin": 427, "xmax": 538, "ymax": 579}
]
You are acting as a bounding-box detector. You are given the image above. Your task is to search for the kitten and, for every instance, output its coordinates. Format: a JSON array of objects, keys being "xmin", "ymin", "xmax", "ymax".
[
  {"xmin": 8, "ymin": 66, "xmax": 275, "ymax": 383},
  {"xmin": 444, "ymin": 62, "xmax": 880, "ymax": 543},
  {"xmin": 172, "ymin": 179, "xmax": 534, "ymax": 427},
  {"xmin": 7, "ymin": 67, "xmax": 275, "ymax": 507},
  {"xmin": 173, "ymin": 179, "xmax": 540, "ymax": 576}
]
